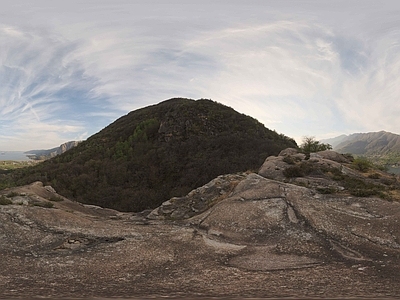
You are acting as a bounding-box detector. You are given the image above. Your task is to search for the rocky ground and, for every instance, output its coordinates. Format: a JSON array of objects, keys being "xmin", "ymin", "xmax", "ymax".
[{"xmin": 1, "ymin": 149, "xmax": 400, "ymax": 299}]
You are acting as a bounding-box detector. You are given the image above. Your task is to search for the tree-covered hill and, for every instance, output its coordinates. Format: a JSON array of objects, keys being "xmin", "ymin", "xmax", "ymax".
[{"xmin": 10, "ymin": 98, "xmax": 297, "ymax": 211}]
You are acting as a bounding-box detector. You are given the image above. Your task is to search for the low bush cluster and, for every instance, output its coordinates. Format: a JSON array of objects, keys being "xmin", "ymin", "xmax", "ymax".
[
  {"xmin": 49, "ymin": 195, "xmax": 64, "ymax": 202},
  {"xmin": 0, "ymin": 196, "xmax": 12, "ymax": 205},
  {"xmin": 6, "ymin": 191, "xmax": 19, "ymax": 198},
  {"xmin": 352, "ymin": 157, "xmax": 372, "ymax": 172},
  {"xmin": 33, "ymin": 201, "xmax": 54, "ymax": 208},
  {"xmin": 282, "ymin": 156, "xmax": 296, "ymax": 165},
  {"xmin": 283, "ymin": 161, "xmax": 326, "ymax": 178},
  {"xmin": 368, "ymin": 173, "xmax": 381, "ymax": 179}
]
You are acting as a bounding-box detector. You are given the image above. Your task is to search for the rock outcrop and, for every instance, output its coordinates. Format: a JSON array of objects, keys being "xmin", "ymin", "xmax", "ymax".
[
  {"xmin": 147, "ymin": 173, "xmax": 247, "ymax": 220},
  {"xmin": 1, "ymin": 148, "xmax": 400, "ymax": 298},
  {"xmin": 26, "ymin": 141, "xmax": 80, "ymax": 160}
]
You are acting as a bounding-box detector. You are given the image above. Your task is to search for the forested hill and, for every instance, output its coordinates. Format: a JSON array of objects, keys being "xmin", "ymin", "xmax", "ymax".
[{"xmin": 12, "ymin": 98, "xmax": 297, "ymax": 212}]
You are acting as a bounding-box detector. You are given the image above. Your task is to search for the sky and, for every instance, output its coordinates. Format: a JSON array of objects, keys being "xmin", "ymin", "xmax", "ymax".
[{"xmin": 1, "ymin": 0, "xmax": 400, "ymax": 151}]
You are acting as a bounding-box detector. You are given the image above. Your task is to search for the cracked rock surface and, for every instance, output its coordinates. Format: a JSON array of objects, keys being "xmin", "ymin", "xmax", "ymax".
[{"xmin": 1, "ymin": 149, "xmax": 400, "ymax": 299}]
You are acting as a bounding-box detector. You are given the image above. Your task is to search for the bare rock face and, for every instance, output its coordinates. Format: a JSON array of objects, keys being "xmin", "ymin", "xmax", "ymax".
[
  {"xmin": 257, "ymin": 155, "xmax": 289, "ymax": 181},
  {"xmin": 314, "ymin": 150, "xmax": 352, "ymax": 163},
  {"xmin": 147, "ymin": 173, "xmax": 247, "ymax": 220},
  {"xmin": 1, "ymin": 149, "xmax": 400, "ymax": 299},
  {"xmin": 58, "ymin": 141, "xmax": 80, "ymax": 155}
]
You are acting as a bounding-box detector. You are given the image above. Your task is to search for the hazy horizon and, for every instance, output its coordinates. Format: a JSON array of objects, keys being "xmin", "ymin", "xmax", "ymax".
[{"xmin": 1, "ymin": 1, "xmax": 400, "ymax": 151}]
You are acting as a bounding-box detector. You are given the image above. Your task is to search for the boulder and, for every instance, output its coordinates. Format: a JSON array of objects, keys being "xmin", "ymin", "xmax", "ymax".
[
  {"xmin": 314, "ymin": 150, "xmax": 351, "ymax": 163},
  {"xmin": 258, "ymin": 156, "xmax": 289, "ymax": 181},
  {"xmin": 278, "ymin": 148, "xmax": 299, "ymax": 156}
]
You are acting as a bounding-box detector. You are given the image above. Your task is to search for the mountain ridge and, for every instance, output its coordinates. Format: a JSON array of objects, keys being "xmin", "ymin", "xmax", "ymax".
[
  {"xmin": 336, "ymin": 131, "xmax": 400, "ymax": 154},
  {"xmin": 322, "ymin": 131, "xmax": 400, "ymax": 154},
  {"xmin": 26, "ymin": 141, "xmax": 81, "ymax": 160}
]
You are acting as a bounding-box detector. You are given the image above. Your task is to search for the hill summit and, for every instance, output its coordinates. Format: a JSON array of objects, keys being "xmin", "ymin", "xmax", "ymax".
[{"xmin": 13, "ymin": 98, "xmax": 297, "ymax": 211}]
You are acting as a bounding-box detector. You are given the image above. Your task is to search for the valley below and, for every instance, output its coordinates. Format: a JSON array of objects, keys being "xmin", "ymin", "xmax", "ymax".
[{"xmin": 1, "ymin": 148, "xmax": 400, "ymax": 299}]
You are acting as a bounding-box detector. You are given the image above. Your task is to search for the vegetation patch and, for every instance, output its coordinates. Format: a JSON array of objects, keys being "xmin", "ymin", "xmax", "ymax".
[
  {"xmin": 339, "ymin": 176, "xmax": 384, "ymax": 197},
  {"xmin": 352, "ymin": 157, "xmax": 373, "ymax": 172},
  {"xmin": 0, "ymin": 160, "xmax": 38, "ymax": 170},
  {"xmin": 282, "ymin": 155, "xmax": 297, "ymax": 165},
  {"xmin": 48, "ymin": 195, "xmax": 64, "ymax": 202},
  {"xmin": 315, "ymin": 187, "xmax": 337, "ymax": 194},
  {"xmin": 283, "ymin": 165, "xmax": 304, "ymax": 178},
  {"xmin": 380, "ymin": 177, "xmax": 397, "ymax": 186},
  {"xmin": 0, "ymin": 196, "xmax": 12, "ymax": 205},
  {"xmin": 283, "ymin": 161, "xmax": 327, "ymax": 178},
  {"xmin": 368, "ymin": 173, "xmax": 381, "ymax": 179},
  {"xmin": 281, "ymin": 149, "xmax": 397, "ymax": 200},
  {"xmin": 33, "ymin": 201, "xmax": 54, "ymax": 208},
  {"xmin": 6, "ymin": 191, "xmax": 19, "ymax": 198}
]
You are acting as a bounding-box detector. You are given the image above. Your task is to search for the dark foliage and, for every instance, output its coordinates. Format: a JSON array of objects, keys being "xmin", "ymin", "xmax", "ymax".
[
  {"xmin": 282, "ymin": 155, "xmax": 297, "ymax": 165},
  {"xmin": 283, "ymin": 161, "xmax": 326, "ymax": 178},
  {"xmin": 352, "ymin": 157, "xmax": 372, "ymax": 172},
  {"xmin": 0, "ymin": 196, "xmax": 12, "ymax": 205},
  {"xmin": 315, "ymin": 187, "xmax": 336, "ymax": 194},
  {"xmin": 339, "ymin": 176, "xmax": 384, "ymax": 197},
  {"xmin": 6, "ymin": 98, "xmax": 297, "ymax": 212},
  {"xmin": 282, "ymin": 159, "xmax": 393, "ymax": 199}
]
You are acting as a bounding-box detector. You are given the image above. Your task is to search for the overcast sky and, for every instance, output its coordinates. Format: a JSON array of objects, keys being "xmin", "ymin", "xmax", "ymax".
[{"xmin": 1, "ymin": 0, "xmax": 400, "ymax": 151}]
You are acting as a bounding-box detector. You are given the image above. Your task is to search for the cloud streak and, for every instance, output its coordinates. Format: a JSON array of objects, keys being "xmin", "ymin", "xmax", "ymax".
[{"xmin": 0, "ymin": 23, "xmax": 115, "ymax": 150}]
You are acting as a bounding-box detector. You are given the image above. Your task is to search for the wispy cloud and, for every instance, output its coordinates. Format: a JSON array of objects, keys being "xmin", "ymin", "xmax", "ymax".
[{"xmin": 0, "ymin": 24, "xmax": 117, "ymax": 150}]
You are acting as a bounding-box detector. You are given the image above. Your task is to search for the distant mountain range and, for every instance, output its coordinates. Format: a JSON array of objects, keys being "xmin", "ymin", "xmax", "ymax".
[
  {"xmin": 26, "ymin": 141, "xmax": 80, "ymax": 160},
  {"xmin": 322, "ymin": 131, "xmax": 400, "ymax": 166},
  {"xmin": 322, "ymin": 131, "xmax": 400, "ymax": 154}
]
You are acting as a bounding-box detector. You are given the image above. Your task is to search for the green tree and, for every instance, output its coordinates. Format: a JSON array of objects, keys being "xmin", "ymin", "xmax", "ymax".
[{"xmin": 300, "ymin": 136, "xmax": 332, "ymax": 154}]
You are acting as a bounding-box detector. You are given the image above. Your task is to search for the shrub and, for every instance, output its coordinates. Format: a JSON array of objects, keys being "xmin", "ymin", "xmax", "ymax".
[
  {"xmin": 283, "ymin": 166, "xmax": 305, "ymax": 178},
  {"xmin": 49, "ymin": 195, "xmax": 64, "ymax": 202},
  {"xmin": 368, "ymin": 173, "xmax": 381, "ymax": 179},
  {"xmin": 376, "ymin": 164, "xmax": 388, "ymax": 172},
  {"xmin": 33, "ymin": 201, "xmax": 54, "ymax": 208},
  {"xmin": 342, "ymin": 153, "xmax": 354, "ymax": 162},
  {"xmin": 352, "ymin": 157, "xmax": 372, "ymax": 172},
  {"xmin": 380, "ymin": 177, "xmax": 396, "ymax": 186},
  {"xmin": 0, "ymin": 196, "xmax": 12, "ymax": 205},
  {"xmin": 282, "ymin": 156, "xmax": 296, "ymax": 165},
  {"xmin": 341, "ymin": 176, "xmax": 384, "ymax": 197},
  {"xmin": 316, "ymin": 187, "xmax": 336, "ymax": 194},
  {"xmin": 324, "ymin": 166, "xmax": 345, "ymax": 181},
  {"xmin": 6, "ymin": 191, "xmax": 19, "ymax": 198},
  {"xmin": 283, "ymin": 162, "xmax": 319, "ymax": 178},
  {"xmin": 350, "ymin": 188, "xmax": 379, "ymax": 197},
  {"xmin": 43, "ymin": 201, "xmax": 54, "ymax": 208}
]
